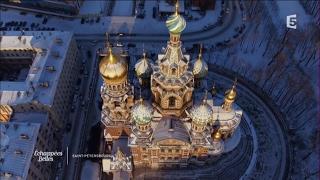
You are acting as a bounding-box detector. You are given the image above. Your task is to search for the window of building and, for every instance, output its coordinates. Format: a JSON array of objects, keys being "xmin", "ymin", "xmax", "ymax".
[
  {"xmin": 169, "ymin": 97, "xmax": 175, "ymax": 107},
  {"xmin": 152, "ymin": 150, "xmax": 157, "ymax": 156},
  {"xmin": 172, "ymin": 68, "xmax": 176, "ymax": 75}
]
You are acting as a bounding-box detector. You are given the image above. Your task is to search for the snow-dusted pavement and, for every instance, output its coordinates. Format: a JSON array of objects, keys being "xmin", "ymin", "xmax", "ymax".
[
  {"xmin": 0, "ymin": 0, "xmax": 242, "ymax": 45},
  {"xmin": 79, "ymin": 1, "xmax": 106, "ymax": 15},
  {"xmin": 112, "ymin": 0, "xmax": 134, "ymax": 16}
]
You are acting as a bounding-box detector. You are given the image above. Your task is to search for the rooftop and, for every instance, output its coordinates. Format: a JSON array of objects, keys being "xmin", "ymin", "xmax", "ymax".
[
  {"xmin": 0, "ymin": 122, "xmax": 40, "ymax": 180},
  {"xmin": 0, "ymin": 31, "xmax": 74, "ymax": 107},
  {"xmin": 159, "ymin": 0, "xmax": 185, "ymax": 13}
]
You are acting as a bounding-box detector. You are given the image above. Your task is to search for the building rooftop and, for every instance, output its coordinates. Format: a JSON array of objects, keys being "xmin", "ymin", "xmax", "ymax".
[
  {"xmin": 0, "ymin": 122, "xmax": 40, "ymax": 180},
  {"xmin": 0, "ymin": 31, "xmax": 74, "ymax": 107},
  {"xmin": 153, "ymin": 117, "xmax": 190, "ymax": 143},
  {"xmin": 159, "ymin": 0, "xmax": 185, "ymax": 13}
]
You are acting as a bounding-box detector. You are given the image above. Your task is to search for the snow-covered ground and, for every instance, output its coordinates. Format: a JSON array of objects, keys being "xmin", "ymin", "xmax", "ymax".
[
  {"xmin": 80, "ymin": 160, "xmax": 100, "ymax": 180},
  {"xmin": 79, "ymin": 1, "xmax": 106, "ymax": 15},
  {"xmin": 0, "ymin": 0, "xmax": 318, "ymax": 179},
  {"xmin": 276, "ymin": 0, "xmax": 312, "ymax": 28},
  {"xmin": 112, "ymin": 0, "xmax": 134, "ymax": 16},
  {"xmin": 0, "ymin": 1, "xmax": 223, "ymax": 35}
]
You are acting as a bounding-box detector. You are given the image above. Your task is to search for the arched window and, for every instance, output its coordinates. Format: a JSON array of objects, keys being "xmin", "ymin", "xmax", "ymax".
[
  {"xmin": 172, "ymin": 68, "xmax": 176, "ymax": 76},
  {"xmin": 169, "ymin": 97, "xmax": 175, "ymax": 107}
]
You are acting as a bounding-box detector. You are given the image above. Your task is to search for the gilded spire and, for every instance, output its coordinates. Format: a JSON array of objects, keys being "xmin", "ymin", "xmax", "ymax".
[
  {"xmin": 211, "ymin": 82, "xmax": 217, "ymax": 96},
  {"xmin": 199, "ymin": 44, "xmax": 203, "ymax": 59},
  {"xmin": 105, "ymin": 32, "xmax": 110, "ymax": 48},
  {"xmin": 165, "ymin": 0, "xmax": 186, "ymax": 34},
  {"xmin": 225, "ymin": 78, "xmax": 237, "ymax": 101},
  {"xmin": 135, "ymin": 50, "xmax": 152, "ymax": 79},
  {"xmin": 202, "ymin": 90, "xmax": 208, "ymax": 104},
  {"xmin": 212, "ymin": 130, "xmax": 222, "ymax": 141},
  {"xmin": 104, "ymin": 32, "xmax": 116, "ymax": 63},
  {"xmin": 115, "ymin": 147, "xmax": 125, "ymax": 160},
  {"xmin": 175, "ymin": 0, "xmax": 179, "ymax": 15},
  {"xmin": 222, "ymin": 78, "xmax": 237, "ymax": 111},
  {"xmin": 99, "ymin": 32, "xmax": 128, "ymax": 84},
  {"xmin": 193, "ymin": 44, "xmax": 208, "ymax": 79}
]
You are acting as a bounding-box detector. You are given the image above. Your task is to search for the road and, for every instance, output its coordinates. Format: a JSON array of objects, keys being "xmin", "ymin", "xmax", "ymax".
[
  {"xmin": 74, "ymin": 1, "xmax": 242, "ymax": 43},
  {"xmin": 61, "ymin": 44, "xmax": 101, "ymax": 180}
]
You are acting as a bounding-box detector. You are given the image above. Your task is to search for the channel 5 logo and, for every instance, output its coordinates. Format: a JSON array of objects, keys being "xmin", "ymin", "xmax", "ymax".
[{"xmin": 286, "ymin": 14, "xmax": 297, "ymax": 29}]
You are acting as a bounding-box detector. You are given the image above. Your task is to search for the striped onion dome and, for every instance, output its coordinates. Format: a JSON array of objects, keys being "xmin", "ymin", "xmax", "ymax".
[
  {"xmin": 165, "ymin": 2, "xmax": 186, "ymax": 34},
  {"xmin": 135, "ymin": 52, "xmax": 152, "ymax": 79},
  {"xmin": 132, "ymin": 98, "xmax": 153, "ymax": 125},
  {"xmin": 193, "ymin": 46, "xmax": 208, "ymax": 79}
]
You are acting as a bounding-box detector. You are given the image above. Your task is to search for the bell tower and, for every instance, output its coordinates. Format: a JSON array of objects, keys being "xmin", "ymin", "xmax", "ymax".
[{"xmin": 99, "ymin": 34, "xmax": 134, "ymax": 140}]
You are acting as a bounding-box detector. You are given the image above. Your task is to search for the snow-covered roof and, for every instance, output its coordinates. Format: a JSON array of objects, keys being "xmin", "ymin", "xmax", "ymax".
[
  {"xmin": 0, "ymin": 122, "xmax": 40, "ymax": 180},
  {"xmin": 153, "ymin": 117, "xmax": 190, "ymax": 143},
  {"xmin": 11, "ymin": 112, "xmax": 49, "ymax": 124},
  {"xmin": 0, "ymin": 31, "xmax": 73, "ymax": 107}
]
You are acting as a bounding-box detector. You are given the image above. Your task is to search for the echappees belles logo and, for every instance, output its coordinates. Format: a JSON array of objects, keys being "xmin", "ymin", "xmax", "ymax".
[{"xmin": 34, "ymin": 150, "xmax": 63, "ymax": 162}]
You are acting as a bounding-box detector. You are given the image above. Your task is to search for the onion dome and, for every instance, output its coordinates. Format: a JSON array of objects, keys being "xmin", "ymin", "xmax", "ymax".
[
  {"xmin": 165, "ymin": 1, "xmax": 186, "ymax": 34},
  {"xmin": 225, "ymin": 80, "xmax": 237, "ymax": 101},
  {"xmin": 132, "ymin": 98, "xmax": 153, "ymax": 125},
  {"xmin": 211, "ymin": 131, "xmax": 222, "ymax": 141},
  {"xmin": 135, "ymin": 52, "xmax": 152, "ymax": 79},
  {"xmin": 99, "ymin": 47, "xmax": 128, "ymax": 84},
  {"xmin": 189, "ymin": 92, "xmax": 213, "ymax": 125},
  {"xmin": 193, "ymin": 45, "xmax": 208, "ymax": 79}
]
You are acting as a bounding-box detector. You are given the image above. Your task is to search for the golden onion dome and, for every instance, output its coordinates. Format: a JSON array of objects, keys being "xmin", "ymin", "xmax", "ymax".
[
  {"xmin": 99, "ymin": 47, "xmax": 128, "ymax": 84},
  {"xmin": 165, "ymin": 1, "xmax": 186, "ymax": 34},
  {"xmin": 135, "ymin": 52, "xmax": 152, "ymax": 79},
  {"xmin": 132, "ymin": 98, "xmax": 153, "ymax": 125},
  {"xmin": 193, "ymin": 46, "xmax": 208, "ymax": 79},
  {"xmin": 225, "ymin": 82, "xmax": 237, "ymax": 101},
  {"xmin": 211, "ymin": 131, "xmax": 222, "ymax": 141},
  {"xmin": 189, "ymin": 94, "xmax": 213, "ymax": 125}
]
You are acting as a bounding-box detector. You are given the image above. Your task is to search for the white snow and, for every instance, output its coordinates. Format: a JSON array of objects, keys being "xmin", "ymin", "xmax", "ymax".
[
  {"xmin": 0, "ymin": 31, "xmax": 73, "ymax": 106},
  {"xmin": 276, "ymin": 0, "xmax": 312, "ymax": 27},
  {"xmin": 0, "ymin": 1, "xmax": 222, "ymax": 35},
  {"xmin": 79, "ymin": 1, "xmax": 106, "ymax": 15},
  {"xmin": 112, "ymin": 0, "xmax": 133, "ymax": 16},
  {"xmin": 80, "ymin": 160, "xmax": 100, "ymax": 180}
]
